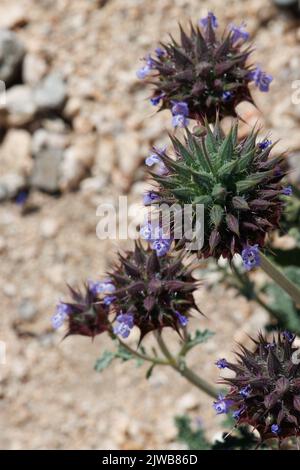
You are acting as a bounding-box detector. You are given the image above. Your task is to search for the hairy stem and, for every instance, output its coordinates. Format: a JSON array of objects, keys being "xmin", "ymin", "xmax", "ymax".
[
  {"xmin": 260, "ymin": 252, "xmax": 300, "ymax": 307},
  {"xmin": 155, "ymin": 332, "xmax": 219, "ymax": 399}
]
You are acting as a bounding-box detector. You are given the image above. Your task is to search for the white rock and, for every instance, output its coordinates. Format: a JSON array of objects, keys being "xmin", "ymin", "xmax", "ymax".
[
  {"xmin": 32, "ymin": 128, "xmax": 69, "ymax": 155},
  {"xmin": 18, "ymin": 299, "xmax": 38, "ymax": 321},
  {"xmin": 116, "ymin": 132, "xmax": 142, "ymax": 178},
  {"xmin": 93, "ymin": 138, "xmax": 116, "ymax": 177},
  {"xmin": 0, "ymin": 129, "xmax": 32, "ymax": 176},
  {"xmin": 0, "ymin": 173, "xmax": 25, "ymax": 201},
  {"xmin": 59, "ymin": 134, "xmax": 97, "ymax": 191},
  {"xmin": 31, "ymin": 150, "xmax": 63, "ymax": 192},
  {"xmin": 0, "ymin": 5, "xmax": 28, "ymax": 29},
  {"xmin": 40, "ymin": 218, "xmax": 59, "ymax": 239},
  {"xmin": 79, "ymin": 176, "xmax": 107, "ymax": 193},
  {"xmin": 63, "ymin": 97, "xmax": 82, "ymax": 119},
  {"xmin": 176, "ymin": 392, "xmax": 199, "ymax": 412},
  {"xmin": 22, "ymin": 53, "xmax": 48, "ymax": 85},
  {"xmin": 33, "ymin": 72, "xmax": 67, "ymax": 111},
  {"xmin": 1, "ymin": 85, "xmax": 36, "ymax": 126}
]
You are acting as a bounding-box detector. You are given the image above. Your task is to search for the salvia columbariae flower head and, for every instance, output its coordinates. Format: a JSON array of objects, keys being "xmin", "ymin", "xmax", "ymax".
[
  {"xmin": 148, "ymin": 119, "xmax": 286, "ymax": 260},
  {"xmin": 108, "ymin": 242, "xmax": 201, "ymax": 342},
  {"xmin": 136, "ymin": 14, "xmax": 271, "ymax": 122},
  {"xmin": 52, "ymin": 283, "xmax": 111, "ymax": 338},
  {"xmin": 219, "ymin": 332, "xmax": 300, "ymax": 441}
]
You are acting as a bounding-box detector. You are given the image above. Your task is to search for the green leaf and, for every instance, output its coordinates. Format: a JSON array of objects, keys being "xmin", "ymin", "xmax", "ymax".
[
  {"xmin": 217, "ymin": 159, "xmax": 238, "ymax": 179},
  {"xmin": 236, "ymin": 148, "xmax": 255, "ymax": 173},
  {"xmin": 236, "ymin": 171, "xmax": 274, "ymax": 193},
  {"xmin": 204, "ymin": 122, "xmax": 218, "ymax": 154},
  {"xmin": 190, "ymin": 169, "xmax": 214, "ymax": 189},
  {"xmin": 210, "ymin": 205, "xmax": 224, "ymax": 227},
  {"xmin": 94, "ymin": 350, "xmax": 115, "ymax": 372},
  {"xmin": 170, "ymin": 134, "xmax": 195, "ymax": 166},
  {"xmin": 115, "ymin": 344, "xmax": 136, "ymax": 362},
  {"xmin": 185, "ymin": 329, "xmax": 215, "ymax": 352},
  {"xmin": 218, "ymin": 129, "xmax": 234, "ymax": 164}
]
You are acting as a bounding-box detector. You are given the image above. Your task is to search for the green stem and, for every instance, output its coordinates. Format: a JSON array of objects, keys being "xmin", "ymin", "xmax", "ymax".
[
  {"xmin": 118, "ymin": 340, "xmax": 169, "ymax": 366},
  {"xmin": 155, "ymin": 332, "xmax": 219, "ymax": 399},
  {"xmin": 260, "ymin": 252, "xmax": 300, "ymax": 307}
]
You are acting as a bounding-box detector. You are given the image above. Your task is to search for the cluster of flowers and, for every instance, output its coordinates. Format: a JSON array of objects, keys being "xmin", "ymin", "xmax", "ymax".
[
  {"xmin": 137, "ymin": 12, "xmax": 273, "ymax": 125},
  {"xmin": 214, "ymin": 331, "xmax": 300, "ymax": 442},
  {"xmin": 52, "ymin": 12, "xmax": 297, "ymax": 444},
  {"xmin": 52, "ymin": 242, "xmax": 199, "ymax": 342}
]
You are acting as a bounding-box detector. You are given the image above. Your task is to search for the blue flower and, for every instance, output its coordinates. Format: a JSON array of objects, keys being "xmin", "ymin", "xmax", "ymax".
[
  {"xmin": 136, "ymin": 65, "xmax": 151, "ymax": 79},
  {"xmin": 145, "ymin": 153, "xmax": 162, "ymax": 167},
  {"xmin": 113, "ymin": 312, "xmax": 134, "ymax": 339},
  {"xmin": 172, "ymin": 114, "xmax": 189, "ymax": 128},
  {"xmin": 145, "ymin": 147, "xmax": 168, "ymax": 174},
  {"xmin": 51, "ymin": 302, "xmax": 71, "ymax": 329},
  {"xmin": 213, "ymin": 394, "xmax": 232, "ymax": 415},
  {"xmin": 146, "ymin": 54, "xmax": 155, "ymax": 68},
  {"xmin": 283, "ymin": 330, "xmax": 295, "ymax": 342},
  {"xmin": 150, "ymin": 94, "xmax": 164, "ymax": 106},
  {"xmin": 103, "ymin": 295, "xmax": 117, "ymax": 306},
  {"xmin": 233, "ymin": 408, "xmax": 244, "ymax": 420},
  {"xmin": 151, "ymin": 238, "xmax": 172, "ymax": 257},
  {"xmin": 143, "ymin": 191, "xmax": 160, "ymax": 205},
  {"xmin": 249, "ymin": 66, "xmax": 273, "ymax": 92},
  {"xmin": 215, "ymin": 358, "xmax": 228, "ymax": 369},
  {"xmin": 222, "ymin": 91, "xmax": 233, "ymax": 101},
  {"xmin": 239, "ymin": 385, "xmax": 251, "ymax": 398},
  {"xmin": 140, "ymin": 222, "xmax": 156, "ymax": 241},
  {"xmin": 200, "ymin": 12, "xmax": 218, "ymax": 29},
  {"xmin": 171, "ymin": 101, "xmax": 189, "ymax": 117},
  {"xmin": 88, "ymin": 279, "xmax": 116, "ymax": 296},
  {"xmin": 271, "ymin": 424, "xmax": 280, "ymax": 435},
  {"xmin": 282, "ymin": 186, "xmax": 292, "ymax": 196},
  {"xmin": 175, "ymin": 311, "xmax": 189, "ymax": 327},
  {"xmin": 258, "ymin": 139, "xmax": 272, "ymax": 150},
  {"xmin": 155, "ymin": 47, "xmax": 165, "ymax": 58},
  {"xmin": 241, "ymin": 244, "xmax": 261, "ymax": 271},
  {"xmin": 15, "ymin": 190, "xmax": 28, "ymax": 205},
  {"xmin": 230, "ymin": 23, "xmax": 249, "ymax": 43}
]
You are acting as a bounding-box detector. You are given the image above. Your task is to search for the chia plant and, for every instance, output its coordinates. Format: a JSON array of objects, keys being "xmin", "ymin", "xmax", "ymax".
[
  {"xmin": 52, "ymin": 11, "xmax": 300, "ymax": 450},
  {"xmin": 108, "ymin": 242, "xmax": 201, "ymax": 342},
  {"xmin": 137, "ymin": 13, "xmax": 272, "ymax": 125},
  {"xmin": 215, "ymin": 332, "xmax": 300, "ymax": 443},
  {"xmin": 146, "ymin": 119, "xmax": 286, "ymax": 260}
]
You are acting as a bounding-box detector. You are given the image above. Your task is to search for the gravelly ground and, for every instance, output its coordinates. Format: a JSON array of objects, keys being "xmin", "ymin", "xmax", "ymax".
[{"xmin": 0, "ymin": 0, "xmax": 300, "ymax": 449}]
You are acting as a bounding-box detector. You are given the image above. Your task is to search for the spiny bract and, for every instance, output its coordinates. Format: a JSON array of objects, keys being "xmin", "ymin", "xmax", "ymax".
[
  {"xmin": 61, "ymin": 284, "xmax": 110, "ymax": 338},
  {"xmin": 141, "ymin": 16, "xmax": 257, "ymax": 121},
  {"xmin": 221, "ymin": 332, "xmax": 300, "ymax": 441},
  {"xmin": 148, "ymin": 119, "xmax": 286, "ymax": 259},
  {"xmin": 108, "ymin": 242, "xmax": 201, "ymax": 341}
]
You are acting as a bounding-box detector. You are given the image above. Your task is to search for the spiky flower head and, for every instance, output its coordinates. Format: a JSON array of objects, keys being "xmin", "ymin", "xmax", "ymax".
[
  {"xmin": 108, "ymin": 242, "xmax": 201, "ymax": 342},
  {"xmin": 148, "ymin": 120, "xmax": 286, "ymax": 259},
  {"xmin": 137, "ymin": 15, "xmax": 269, "ymax": 122},
  {"xmin": 219, "ymin": 332, "xmax": 300, "ymax": 441},
  {"xmin": 53, "ymin": 283, "xmax": 110, "ymax": 338}
]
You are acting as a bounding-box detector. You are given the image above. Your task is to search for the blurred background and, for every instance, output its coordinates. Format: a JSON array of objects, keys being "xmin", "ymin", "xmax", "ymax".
[{"xmin": 0, "ymin": 0, "xmax": 300, "ymax": 450}]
